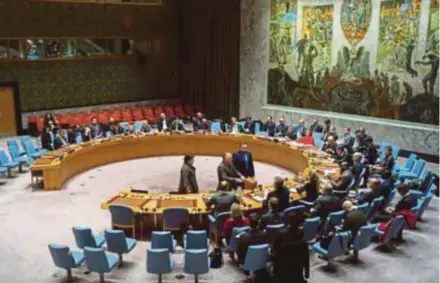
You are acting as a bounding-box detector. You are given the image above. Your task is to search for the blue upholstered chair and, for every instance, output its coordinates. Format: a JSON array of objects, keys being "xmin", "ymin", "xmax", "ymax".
[
  {"xmin": 392, "ymin": 145, "xmax": 400, "ymax": 160},
  {"xmin": 184, "ymin": 249, "xmax": 210, "ymax": 283},
  {"xmin": 119, "ymin": 122, "xmax": 129, "ymax": 131},
  {"xmin": 104, "ymin": 229, "xmax": 137, "ymax": 265},
  {"xmin": 302, "ymin": 216, "xmax": 320, "ymax": 242},
  {"xmin": 417, "ymin": 192, "xmax": 434, "ymax": 220},
  {"xmin": 266, "ymin": 224, "xmax": 285, "ymax": 242},
  {"xmin": 314, "ymin": 139, "xmax": 325, "ymax": 150},
  {"xmin": 147, "ymin": 248, "xmax": 174, "ymax": 283},
  {"xmin": 208, "ymin": 212, "xmax": 230, "ymax": 246},
  {"xmin": 378, "ymin": 141, "xmax": 389, "ymax": 161},
  {"xmin": 398, "ymin": 159, "xmax": 426, "ymax": 180},
  {"xmin": 162, "ymin": 207, "xmax": 188, "ymax": 231},
  {"xmin": 312, "ymin": 231, "xmax": 350, "ymax": 269},
  {"xmin": 312, "ymin": 132, "xmax": 323, "ymax": 140},
  {"xmin": 283, "ymin": 205, "xmax": 305, "ymax": 216},
  {"xmin": 374, "ymin": 215, "xmax": 405, "ymax": 249},
  {"xmin": 210, "ymin": 121, "xmax": 222, "ymax": 133},
  {"xmin": 365, "ymin": 196, "xmax": 384, "ymax": 220},
  {"xmin": 151, "ymin": 231, "xmax": 177, "ymax": 253},
  {"xmin": 382, "ymin": 189, "xmax": 397, "ymax": 209},
  {"xmin": 76, "ymin": 133, "xmax": 83, "ymax": 144},
  {"xmin": 351, "ymin": 225, "xmax": 374, "ymax": 261},
  {"xmin": 0, "ymin": 165, "xmax": 8, "ymax": 176},
  {"xmin": 326, "ymin": 210, "xmax": 345, "ymax": 227},
  {"xmin": 254, "ymin": 123, "xmax": 268, "ymax": 136},
  {"xmin": 184, "ymin": 230, "xmax": 208, "ymax": 250},
  {"xmin": 243, "ymin": 244, "xmax": 269, "ymax": 276},
  {"xmin": 394, "ymin": 153, "xmax": 417, "ymax": 173},
  {"xmin": 72, "ymin": 226, "xmax": 105, "ymax": 249},
  {"xmin": 21, "ymin": 135, "xmax": 49, "ymax": 154},
  {"xmin": 134, "ymin": 121, "xmax": 143, "ymax": 133},
  {"xmin": 105, "ymin": 131, "xmax": 113, "ymax": 138},
  {"xmin": 7, "ymin": 139, "xmax": 34, "ymax": 167},
  {"xmin": 222, "ymin": 226, "xmax": 249, "ymax": 253},
  {"xmin": 0, "ymin": 149, "xmax": 20, "ymax": 177},
  {"xmin": 83, "ymin": 247, "xmax": 119, "ymax": 283},
  {"xmin": 48, "ymin": 244, "xmax": 85, "ymax": 282},
  {"xmin": 108, "ymin": 204, "xmax": 137, "ymax": 238},
  {"xmin": 356, "ymin": 202, "xmax": 369, "ymax": 215},
  {"xmin": 22, "ymin": 139, "xmax": 43, "ymax": 159}
]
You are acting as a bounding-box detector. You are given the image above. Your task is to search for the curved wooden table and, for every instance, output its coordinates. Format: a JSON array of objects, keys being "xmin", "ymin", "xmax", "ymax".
[{"xmin": 30, "ymin": 133, "xmax": 340, "ymax": 236}]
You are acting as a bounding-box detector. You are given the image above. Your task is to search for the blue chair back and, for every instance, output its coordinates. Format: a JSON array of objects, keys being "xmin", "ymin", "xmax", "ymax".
[
  {"xmin": 366, "ymin": 196, "xmax": 384, "ymax": 219},
  {"xmin": 392, "ymin": 145, "xmax": 400, "ymax": 160},
  {"xmin": 151, "ymin": 231, "xmax": 175, "ymax": 253},
  {"xmin": 327, "ymin": 210, "xmax": 345, "ymax": 226},
  {"xmin": 210, "ymin": 121, "xmax": 222, "ymax": 133},
  {"xmin": 106, "ymin": 131, "xmax": 113, "ymax": 138},
  {"xmin": 237, "ymin": 121, "xmax": 246, "ymax": 128},
  {"xmin": 76, "ymin": 133, "xmax": 83, "ymax": 144},
  {"xmin": 119, "ymin": 122, "xmax": 129, "ymax": 131},
  {"xmin": 348, "ymin": 177, "xmax": 356, "ymax": 190},
  {"xmin": 22, "ymin": 139, "xmax": 37, "ymax": 155},
  {"xmin": 356, "ymin": 202, "xmax": 369, "ymax": 215},
  {"xmin": 72, "ymin": 226, "xmax": 97, "ymax": 249},
  {"xmin": 108, "ymin": 205, "xmax": 135, "ymax": 226},
  {"xmin": 379, "ymin": 141, "xmax": 388, "ymax": 160},
  {"xmin": 327, "ymin": 232, "xmax": 350, "ymax": 257},
  {"xmin": 147, "ymin": 248, "xmax": 173, "ymax": 275},
  {"xmin": 163, "ymin": 207, "xmax": 188, "ymax": 230},
  {"xmin": 48, "ymin": 244, "xmax": 75, "ymax": 269},
  {"xmin": 184, "ymin": 249, "xmax": 210, "ymax": 275},
  {"xmin": 312, "ymin": 132, "xmax": 323, "ymax": 140},
  {"xmin": 418, "ymin": 193, "xmax": 434, "ymax": 219},
  {"xmin": 104, "ymin": 229, "xmax": 129, "ymax": 254},
  {"xmin": 411, "ymin": 199, "xmax": 423, "ymax": 216},
  {"xmin": 420, "ymin": 168, "xmax": 432, "ymax": 184},
  {"xmin": 243, "ymin": 244, "xmax": 269, "ymax": 272},
  {"xmin": 0, "ymin": 149, "xmax": 11, "ymax": 165},
  {"xmin": 283, "ymin": 205, "xmax": 305, "ymax": 216},
  {"xmin": 83, "ymin": 247, "xmax": 110, "ymax": 273},
  {"xmin": 214, "ymin": 212, "xmax": 230, "ymax": 231},
  {"xmin": 384, "ymin": 216, "xmax": 405, "ymax": 242},
  {"xmin": 383, "ymin": 189, "xmax": 396, "ymax": 208},
  {"xmin": 314, "ymin": 139, "xmax": 325, "ymax": 150},
  {"xmin": 226, "ymin": 226, "xmax": 249, "ymax": 251},
  {"xmin": 7, "ymin": 139, "xmax": 21, "ymax": 161},
  {"xmin": 186, "ymin": 230, "xmax": 208, "ymax": 250},
  {"xmin": 134, "ymin": 121, "xmax": 143, "ymax": 133},
  {"xmin": 404, "ymin": 153, "xmax": 417, "ymax": 171},
  {"xmin": 412, "ymin": 159, "xmax": 426, "ymax": 177},
  {"xmin": 254, "ymin": 122, "xmax": 261, "ymax": 133},
  {"xmin": 266, "ymin": 224, "xmax": 285, "ymax": 242},
  {"xmin": 302, "ymin": 216, "xmax": 320, "ymax": 242},
  {"xmin": 352, "ymin": 225, "xmax": 374, "ymax": 251}
]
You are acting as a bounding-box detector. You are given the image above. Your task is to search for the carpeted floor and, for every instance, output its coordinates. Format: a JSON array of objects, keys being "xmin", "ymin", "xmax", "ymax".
[{"xmin": 0, "ymin": 144, "xmax": 438, "ymax": 283}]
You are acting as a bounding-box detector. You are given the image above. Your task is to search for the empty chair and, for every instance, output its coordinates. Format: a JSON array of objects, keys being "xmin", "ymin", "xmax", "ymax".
[
  {"xmin": 184, "ymin": 104, "xmax": 195, "ymax": 116},
  {"xmin": 222, "ymin": 226, "xmax": 249, "ymax": 253},
  {"xmin": 0, "ymin": 149, "xmax": 20, "ymax": 177},
  {"xmin": 417, "ymin": 192, "xmax": 434, "ymax": 220},
  {"xmin": 266, "ymin": 224, "xmax": 285, "ymax": 242},
  {"xmin": 104, "ymin": 229, "xmax": 137, "ymax": 265},
  {"xmin": 108, "ymin": 204, "xmax": 137, "ymax": 238},
  {"xmin": 84, "ymin": 247, "xmax": 119, "ymax": 283},
  {"xmin": 208, "ymin": 212, "xmax": 230, "ymax": 246},
  {"xmin": 312, "ymin": 132, "xmax": 323, "ymax": 140},
  {"xmin": 302, "ymin": 216, "xmax": 320, "ymax": 242},
  {"xmin": 210, "ymin": 121, "xmax": 222, "ymax": 133},
  {"xmin": 72, "ymin": 226, "xmax": 105, "ymax": 249},
  {"xmin": 173, "ymin": 104, "xmax": 187, "ymax": 118},
  {"xmin": 394, "ymin": 153, "xmax": 417, "ymax": 173},
  {"xmin": 119, "ymin": 122, "xmax": 129, "ymax": 132},
  {"xmin": 254, "ymin": 123, "xmax": 268, "ymax": 136},
  {"xmin": 351, "ymin": 225, "xmax": 374, "ymax": 261},
  {"xmin": 154, "ymin": 104, "xmax": 164, "ymax": 118},
  {"xmin": 145, "ymin": 105, "xmax": 156, "ymax": 122},
  {"xmin": 356, "ymin": 202, "xmax": 369, "ymax": 215},
  {"xmin": 326, "ymin": 210, "xmax": 345, "ymax": 228},
  {"xmin": 48, "ymin": 244, "xmax": 85, "ymax": 282},
  {"xmin": 184, "ymin": 249, "xmax": 210, "ymax": 283},
  {"xmin": 365, "ymin": 196, "xmax": 384, "ymax": 220},
  {"xmin": 147, "ymin": 248, "xmax": 174, "ymax": 283},
  {"xmin": 374, "ymin": 215, "xmax": 405, "ymax": 249},
  {"xmin": 392, "ymin": 145, "xmax": 400, "ymax": 160},
  {"xmin": 165, "ymin": 105, "xmax": 176, "ymax": 119},
  {"xmin": 243, "ymin": 244, "xmax": 269, "ymax": 278},
  {"xmin": 151, "ymin": 231, "xmax": 177, "ymax": 253},
  {"xmin": 6, "ymin": 139, "xmax": 25, "ymax": 156},
  {"xmin": 163, "ymin": 207, "xmax": 188, "ymax": 231},
  {"xmin": 312, "ymin": 231, "xmax": 350, "ymax": 270},
  {"xmin": 398, "ymin": 159, "xmax": 426, "ymax": 180},
  {"xmin": 314, "ymin": 139, "xmax": 325, "ymax": 150},
  {"xmin": 283, "ymin": 205, "xmax": 306, "ymax": 217},
  {"xmin": 134, "ymin": 121, "xmax": 143, "ymax": 133},
  {"xmin": 184, "ymin": 230, "xmax": 208, "ymax": 250}
]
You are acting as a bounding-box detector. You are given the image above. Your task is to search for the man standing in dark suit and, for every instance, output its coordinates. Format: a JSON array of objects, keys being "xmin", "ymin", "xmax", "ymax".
[
  {"xmin": 217, "ymin": 153, "xmax": 245, "ymax": 190},
  {"xmin": 264, "ymin": 177, "xmax": 290, "ymax": 212},
  {"xmin": 232, "ymin": 143, "xmax": 255, "ymax": 178},
  {"xmin": 156, "ymin": 112, "xmax": 171, "ymax": 132},
  {"xmin": 178, "ymin": 154, "xmax": 199, "ymax": 194},
  {"xmin": 263, "ymin": 115, "xmax": 276, "ymax": 137},
  {"xmin": 236, "ymin": 213, "xmax": 268, "ymax": 265},
  {"xmin": 309, "ymin": 118, "xmax": 323, "ymax": 133},
  {"xmin": 275, "ymin": 118, "xmax": 289, "ymax": 137}
]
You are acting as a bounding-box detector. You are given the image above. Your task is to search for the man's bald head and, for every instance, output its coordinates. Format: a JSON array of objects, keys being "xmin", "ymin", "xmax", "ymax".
[
  {"xmin": 224, "ymin": 152, "xmax": 233, "ymax": 164},
  {"xmin": 342, "ymin": 200, "xmax": 355, "ymax": 212},
  {"xmin": 368, "ymin": 178, "xmax": 381, "ymax": 190}
]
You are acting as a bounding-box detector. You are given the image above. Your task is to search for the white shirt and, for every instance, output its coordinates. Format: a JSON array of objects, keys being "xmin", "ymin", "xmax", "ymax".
[{"xmin": 162, "ymin": 119, "xmax": 168, "ymax": 130}]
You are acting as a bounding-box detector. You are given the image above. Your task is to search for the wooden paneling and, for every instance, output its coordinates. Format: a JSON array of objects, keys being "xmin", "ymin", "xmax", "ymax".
[{"xmin": 0, "ymin": 87, "xmax": 17, "ymax": 136}]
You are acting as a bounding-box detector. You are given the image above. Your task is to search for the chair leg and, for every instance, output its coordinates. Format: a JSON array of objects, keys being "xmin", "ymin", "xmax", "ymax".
[
  {"xmin": 132, "ymin": 226, "xmax": 136, "ymax": 239},
  {"xmin": 158, "ymin": 274, "xmax": 162, "ymax": 283},
  {"xmin": 118, "ymin": 254, "xmax": 123, "ymax": 267},
  {"xmin": 66, "ymin": 269, "xmax": 72, "ymax": 282},
  {"xmin": 195, "ymin": 274, "xmax": 199, "ymax": 283},
  {"xmin": 99, "ymin": 273, "xmax": 105, "ymax": 283},
  {"xmin": 19, "ymin": 164, "xmax": 23, "ymax": 173},
  {"xmin": 7, "ymin": 168, "xmax": 11, "ymax": 178}
]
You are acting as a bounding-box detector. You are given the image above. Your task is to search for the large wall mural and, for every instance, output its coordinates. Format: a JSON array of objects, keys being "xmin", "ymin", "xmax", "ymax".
[{"xmin": 267, "ymin": 0, "xmax": 439, "ymax": 125}]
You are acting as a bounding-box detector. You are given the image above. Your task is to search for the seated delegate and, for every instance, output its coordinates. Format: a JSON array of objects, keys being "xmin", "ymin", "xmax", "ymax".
[
  {"xmin": 236, "ymin": 213, "xmax": 268, "ymax": 265},
  {"xmin": 259, "ymin": 197, "xmax": 284, "ymax": 229},
  {"xmin": 264, "ymin": 176, "xmax": 290, "ymax": 212},
  {"xmin": 206, "ymin": 181, "xmax": 239, "ymax": 215},
  {"xmin": 222, "ymin": 203, "xmax": 249, "ymax": 244}
]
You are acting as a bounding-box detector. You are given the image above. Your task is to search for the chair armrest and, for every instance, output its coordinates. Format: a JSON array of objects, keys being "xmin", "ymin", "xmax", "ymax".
[
  {"xmin": 208, "ymin": 214, "xmax": 217, "ymax": 224},
  {"xmin": 299, "ymin": 200, "xmax": 314, "ymax": 207}
]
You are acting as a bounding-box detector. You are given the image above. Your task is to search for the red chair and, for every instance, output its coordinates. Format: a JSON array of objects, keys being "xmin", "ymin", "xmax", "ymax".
[
  {"xmin": 28, "ymin": 115, "xmax": 37, "ymax": 124},
  {"xmin": 122, "ymin": 111, "xmax": 133, "ymax": 123},
  {"xmin": 111, "ymin": 108, "xmax": 123, "ymax": 121},
  {"xmin": 154, "ymin": 104, "xmax": 164, "ymax": 119},
  {"xmin": 57, "ymin": 114, "xmax": 70, "ymax": 127},
  {"xmin": 37, "ymin": 117, "xmax": 45, "ymax": 133},
  {"xmin": 98, "ymin": 111, "xmax": 109, "ymax": 124},
  {"xmin": 184, "ymin": 104, "xmax": 195, "ymax": 117},
  {"xmin": 124, "ymin": 106, "xmax": 133, "ymax": 116},
  {"xmin": 133, "ymin": 108, "xmax": 144, "ymax": 121},
  {"xmin": 144, "ymin": 105, "xmax": 156, "ymax": 123},
  {"xmin": 174, "ymin": 104, "xmax": 187, "ymax": 118},
  {"xmin": 165, "ymin": 105, "xmax": 176, "ymax": 119},
  {"xmin": 69, "ymin": 113, "xmax": 82, "ymax": 127}
]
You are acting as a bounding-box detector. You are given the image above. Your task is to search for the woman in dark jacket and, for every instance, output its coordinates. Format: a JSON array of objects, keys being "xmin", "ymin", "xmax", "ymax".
[
  {"xmin": 41, "ymin": 127, "xmax": 53, "ymax": 151},
  {"xmin": 43, "ymin": 112, "xmax": 57, "ymax": 128}
]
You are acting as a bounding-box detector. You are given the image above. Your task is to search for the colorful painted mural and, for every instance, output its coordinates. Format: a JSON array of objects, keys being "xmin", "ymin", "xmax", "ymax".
[{"xmin": 340, "ymin": 0, "xmax": 372, "ymax": 46}]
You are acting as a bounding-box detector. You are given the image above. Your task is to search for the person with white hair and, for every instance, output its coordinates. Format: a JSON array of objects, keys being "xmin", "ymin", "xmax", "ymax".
[
  {"xmin": 342, "ymin": 200, "xmax": 367, "ymax": 243},
  {"xmin": 217, "ymin": 152, "xmax": 245, "ymax": 190}
]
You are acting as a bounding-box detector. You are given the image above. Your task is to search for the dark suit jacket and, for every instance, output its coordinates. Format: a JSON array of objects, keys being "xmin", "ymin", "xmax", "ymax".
[
  {"xmin": 378, "ymin": 155, "xmax": 395, "ymax": 171},
  {"xmin": 264, "ymin": 121, "xmax": 276, "ymax": 136},
  {"xmin": 91, "ymin": 123, "xmax": 103, "ymax": 138},
  {"xmin": 365, "ymin": 143, "xmax": 378, "ymax": 164},
  {"xmin": 170, "ymin": 120, "xmax": 185, "ymax": 131},
  {"xmin": 259, "ymin": 211, "xmax": 284, "ymax": 229},
  {"xmin": 178, "ymin": 163, "xmax": 199, "ymax": 194},
  {"xmin": 333, "ymin": 170, "xmax": 354, "ymax": 191},
  {"xmin": 139, "ymin": 124, "xmax": 152, "ymax": 133},
  {"xmin": 351, "ymin": 163, "xmax": 365, "ymax": 182},
  {"xmin": 275, "ymin": 124, "xmax": 289, "ymax": 137},
  {"xmin": 297, "ymin": 182, "xmax": 319, "ymax": 202},
  {"xmin": 395, "ymin": 193, "xmax": 418, "ymax": 212},
  {"xmin": 310, "ymin": 123, "xmax": 323, "ymax": 133},
  {"xmin": 232, "ymin": 151, "xmax": 255, "ymax": 178},
  {"xmin": 244, "ymin": 121, "xmax": 256, "ymax": 134},
  {"xmin": 358, "ymin": 189, "xmax": 381, "ymax": 205},
  {"xmin": 312, "ymin": 194, "xmax": 341, "ymax": 219},
  {"xmin": 217, "ymin": 162, "xmax": 242, "ymax": 189},
  {"xmin": 380, "ymin": 178, "xmax": 394, "ymax": 200},
  {"xmin": 192, "ymin": 117, "xmax": 203, "ymax": 131},
  {"xmin": 206, "ymin": 192, "xmax": 239, "ymax": 215},
  {"xmin": 107, "ymin": 123, "xmax": 124, "ymax": 135},
  {"xmin": 236, "ymin": 229, "xmax": 268, "ymax": 265},
  {"xmin": 342, "ymin": 209, "xmax": 367, "ymax": 240},
  {"xmin": 156, "ymin": 118, "xmax": 171, "ymax": 132},
  {"xmin": 272, "ymin": 227, "xmax": 309, "ymax": 281},
  {"xmin": 265, "ymin": 187, "xmax": 290, "ymax": 212},
  {"xmin": 294, "ymin": 125, "xmax": 307, "ymax": 137}
]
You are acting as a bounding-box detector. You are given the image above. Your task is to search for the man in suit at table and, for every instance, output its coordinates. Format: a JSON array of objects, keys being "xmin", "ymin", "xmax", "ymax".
[
  {"xmin": 90, "ymin": 117, "xmax": 103, "ymax": 139},
  {"xmin": 156, "ymin": 112, "xmax": 171, "ymax": 132},
  {"xmin": 233, "ymin": 143, "xmax": 255, "ymax": 178},
  {"xmin": 228, "ymin": 117, "xmax": 244, "ymax": 134},
  {"xmin": 217, "ymin": 152, "xmax": 245, "ymax": 190},
  {"xmin": 275, "ymin": 118, "xmax": 289, "ymax": 137},
  {"xmin": 263, "ymin": 115, "xmax": 276, "ymax": 137},
  {"xmin": 170, "ymin": 117, "xmax": 185, "ymax": 132},
  {"xmin": 264, "ymin": 177, "xmax": 290, "ymax": 212}
]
